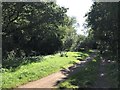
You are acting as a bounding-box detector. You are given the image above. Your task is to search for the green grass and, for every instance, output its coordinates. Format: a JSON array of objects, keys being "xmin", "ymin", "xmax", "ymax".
[
  {"xmin": 88, "ymin": 49, "xmax": 94, "ymax": 53},
  {"xmin": 58, "ymin": 55, "xmax": 100, "ymax": 88},
  {"xmin": 2, "ymin": 52, "xmax": 89, "ymax": 89}
]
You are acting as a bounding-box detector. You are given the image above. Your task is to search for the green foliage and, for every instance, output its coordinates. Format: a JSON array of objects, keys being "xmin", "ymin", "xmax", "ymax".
[
  {"xmin": 3, "ymin": 56, "xmax": 43, "ymax": 70},
  {"xmin": 61, "ymin": 17, "xmax": 78, "ymax": 51},
  {"xmin": 70, "ymin": 29, "xmax": 97, "ymax": 51},
  {"xmin": 78, "ymin": 29, "xmax": 97, "ymax": 51},
  {"xmin": 2, "ymin": 52, "xmax": 84, "ymax": 88},
  {"xmin": 88, "ymin": 49, "xmax": 94, "ymax": 53},
  {"xmin": 2, "ymin": 2, "xmax": 75, "ymax": 59},
  {"xmin": 59, "ymin": 81, "xmax": 78, "ymax": 89},
  {"xmin": 85, "ymin": 2, "xmax": 118, "ymax": 60},
  {"xmin": 59, "ymin": 52, "xmax": 68, "ymax": 57},
  {"xmin": 76, "ymin": 52, "xmax": 89, "ymax": 61},
  {"xmin": 71, "ymin": 35, "xmax": 86, "ymax": 51},
  {"xmin": 2, "ymin": 2, "xmax": 80, "ymax": 71},
  {"xmin": 59, "ymin": 56, "xmax": 100, "ymax": 88},
  {"xmin": 105, "ymin": 61, "xmax": 118, "ymax": 87}
]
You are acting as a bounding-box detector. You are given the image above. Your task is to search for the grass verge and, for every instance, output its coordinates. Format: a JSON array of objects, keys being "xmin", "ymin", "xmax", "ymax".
[
  {"xmin": 58, "ymin": 55, "xmax": 100, "ymax": 88},
  {"xmin": 2, "ymin": 52, "xmax": 89, "ymax": 89}
]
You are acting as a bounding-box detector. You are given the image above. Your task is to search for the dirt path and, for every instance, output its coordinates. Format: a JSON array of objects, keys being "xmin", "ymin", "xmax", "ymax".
[
  {"xmin": 17, "ymin": 71, "xmax": 65, "ymax": 88},
  {"xmin": 13, "ymin": 52, "xmax": 97, "ymax": 89},
  {"xmin": 16, "ymin": 56, "xmax": 93, "ymax": 89},
  {"xmin": 93, "ymin": 57, "xmax": 110, "ymax": 88}
]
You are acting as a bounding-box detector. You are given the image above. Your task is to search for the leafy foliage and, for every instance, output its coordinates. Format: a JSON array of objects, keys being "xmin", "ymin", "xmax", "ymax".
[
  {"xmin": 2, "ymin": 2, "xmax": 70, "ymax": 59},
  {"xmin": 85, "ymin": 2, "xmax": 118, "ymax": 60},
  {"xmin": 2, "ymin": 2, "xmax": 79, "ymax": 69},
  {"xmin": 59, "ymin": 56, "xmax": 99, "ymax": 88},
  {"xmin": 84, "ymin": 3, "xmax": 119, "ymax": 88}
]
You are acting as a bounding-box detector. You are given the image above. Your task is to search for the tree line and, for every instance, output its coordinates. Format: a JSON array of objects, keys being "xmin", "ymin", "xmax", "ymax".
[
  {"xmin": 2, "ymin": 2, "xmax": 89, "ymax": 68},
  {"xmin": 3, "ymin": 2, "xmax": 118, "ymax": 68},
  {"xmin": 2, "ymin": 2, "xmax": 77, "ymax": 59},
  {"xmin": 85, "ymin": 2, "xmax": 119, "ymax": 60}
]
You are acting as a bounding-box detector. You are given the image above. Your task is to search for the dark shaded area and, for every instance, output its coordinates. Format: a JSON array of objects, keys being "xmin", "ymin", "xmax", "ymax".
[
  {"xmin": 54, "ymin": 53, "xmax": 96, "ymax": 88},
  {"xmin": 54, "ymin": 61, "xmax": 87, "ymax": 86},
  {"xmin": 94, "ymin": 58, "xmax": 110, "ymax": 88},
  {"xmin": 2, "ymin": 56, "xmax": 43, "ymax": 70},
  {"xmin": 86, "ymin": 2, "xmax": 118, "ymax": 62},
  {"xmin": 2, "ymin": 2, "xmax": 68, "ymax": 59},
  {"xmin": 2, "ymin": 2, "xmax": 79, "ymax": 69},
  {"xmin": 55, "ymin": 51, "xmax": 118, "ymax": 89},
  {"xmin": 118, "ymin": 2, "xmax": 120, "ymax": 89}
]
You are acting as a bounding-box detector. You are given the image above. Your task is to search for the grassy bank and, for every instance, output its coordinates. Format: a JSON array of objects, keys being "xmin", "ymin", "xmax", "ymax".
[
  {"xmin": 58, "ymin": 55, "xmax": 100, "ymax": 88},
  {"xmin": 2, "ymin": 52, "xmax": 89, "ymax": 89}
]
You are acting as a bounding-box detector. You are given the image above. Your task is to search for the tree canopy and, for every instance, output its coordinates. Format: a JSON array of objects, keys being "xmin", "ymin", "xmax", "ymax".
[
  {"xmin": 2, "ymin": 2, "xmax": 78, "ymax": 59},
  {"xmin": 85, "ymin": 2, "xmax": 118, "ymax": 60}
]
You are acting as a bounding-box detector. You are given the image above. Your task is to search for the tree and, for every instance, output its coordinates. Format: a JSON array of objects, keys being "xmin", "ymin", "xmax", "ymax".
[
  {"xmin": 61, "ymin": 17, "xmax": 78, "ymax": 51},
  {"xmin": 2, "ymin": 2, "xmax": 69, "ymax": 58},
  {"xmin": 71, "ymin": 34, "xmax": 86, "ymax": 51},
  {"xmin": 85, "ymin": 2, "xmax": 118, "ymax": 60}
]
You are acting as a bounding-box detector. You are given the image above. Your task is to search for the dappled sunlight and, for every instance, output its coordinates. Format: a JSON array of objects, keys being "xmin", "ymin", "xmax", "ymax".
[
  {"xmin": 92, "ymin": 59, "xmax": 96, "ymax": 62},
  {"xmin": 58, "ymin": 52, "xmax": 99, "ymax": 88},
  {"xmin": 2, "ymin": 0, "xmax": 118, "ymax": 89},
  {"xmin": 100, "ymin": 73, "xmax": 105, "ymax": 77}
]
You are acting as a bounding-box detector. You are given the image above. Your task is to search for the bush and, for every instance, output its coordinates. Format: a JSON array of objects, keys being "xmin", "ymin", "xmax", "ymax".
[{"xmin": 2, "ymin": 51, "xmax": 43, "ymax": 69}]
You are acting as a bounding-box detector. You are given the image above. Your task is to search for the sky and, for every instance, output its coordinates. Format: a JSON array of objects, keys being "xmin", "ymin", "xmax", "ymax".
[{"xmin": 56, "ymin": 0, "xmax": 93, "ymax": 35}]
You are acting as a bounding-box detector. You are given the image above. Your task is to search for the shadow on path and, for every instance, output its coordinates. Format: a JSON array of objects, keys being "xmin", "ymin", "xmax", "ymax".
[
  {"xmin": 17, "ymin": 52, "xmax": 97, "ymax": 88},
  {"xmin": 93, "ymin": 57, "xmax": 112, "ymax": 88},
  {"xmin": 54, "ymin": 53, "xmax": 96, "ymax": 87}
]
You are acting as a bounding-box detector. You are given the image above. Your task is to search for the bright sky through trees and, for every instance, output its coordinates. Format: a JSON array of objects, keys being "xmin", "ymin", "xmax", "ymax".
[{"xmin": 56, "ymin": 0, "xmax": 93, "ymax": 35}]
